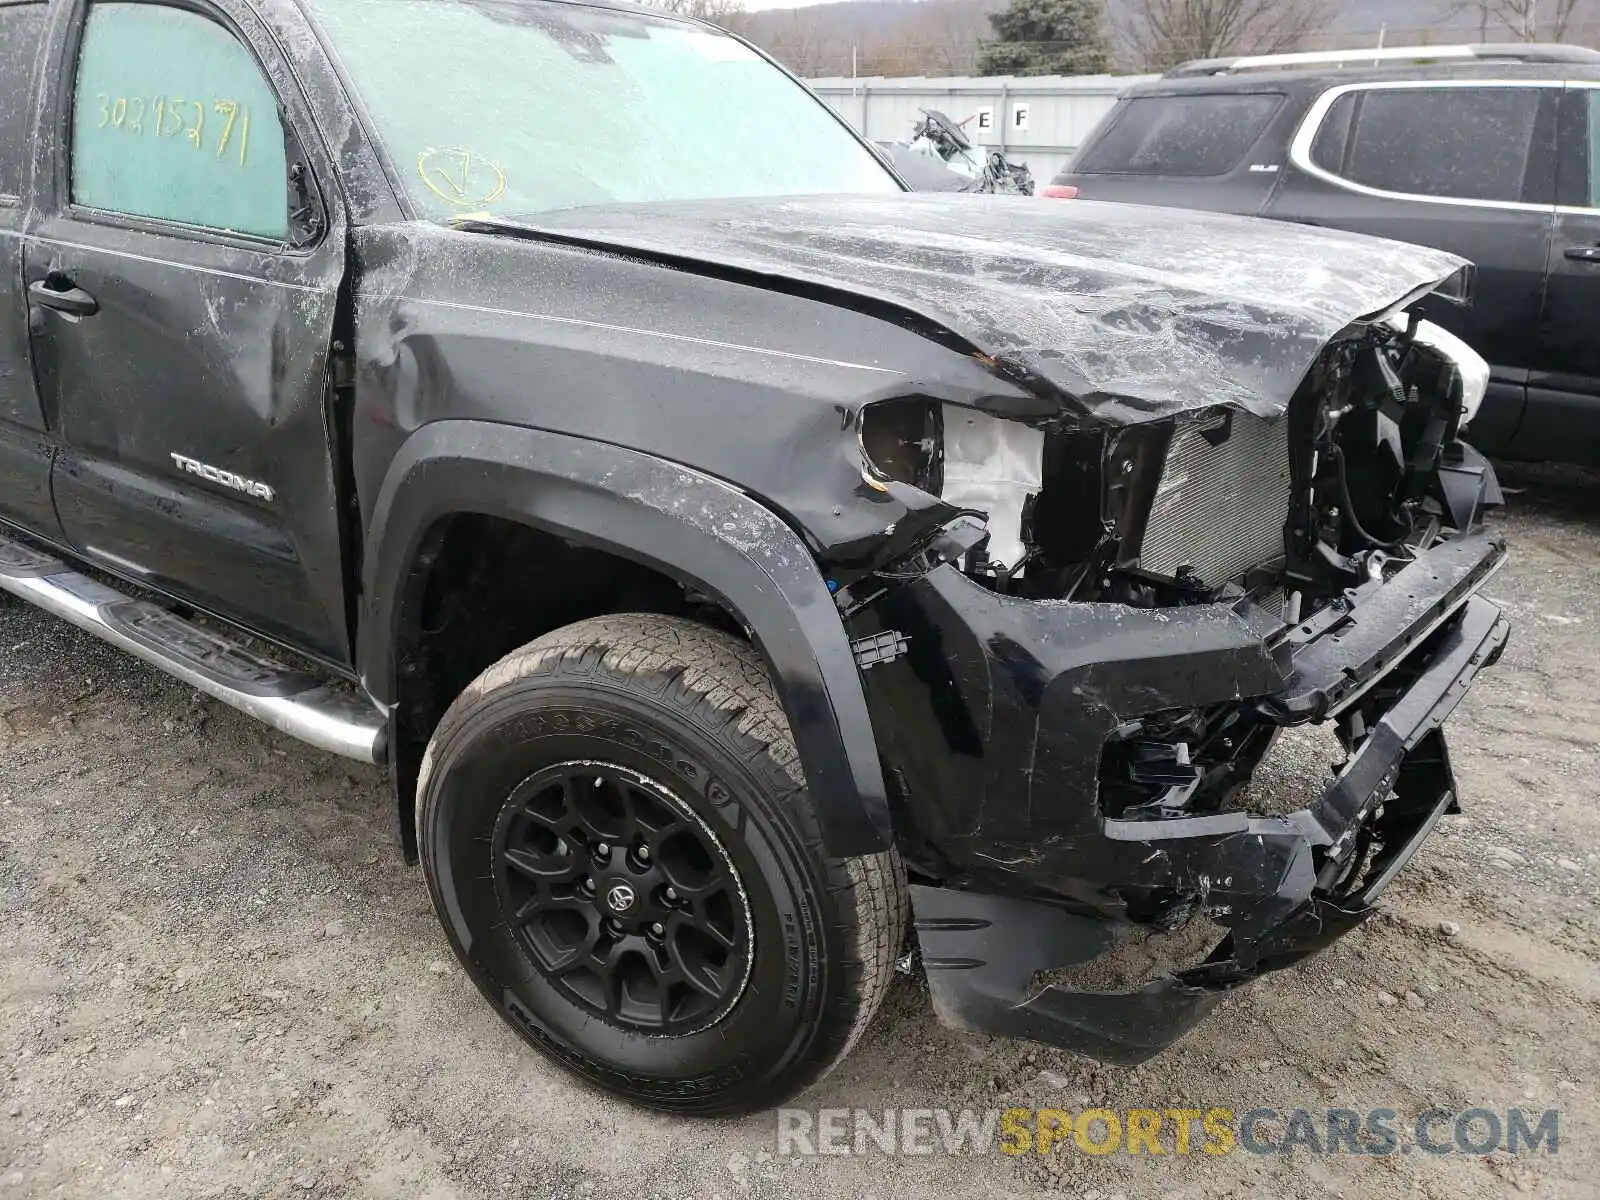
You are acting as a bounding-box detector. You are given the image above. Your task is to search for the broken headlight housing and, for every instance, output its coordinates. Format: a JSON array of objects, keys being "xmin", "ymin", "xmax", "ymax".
[
  {"xmin": 860, "ymin": 395, "xmax": 1269, "ymax": 604},
  {"xmin": 1397, "ymin": 317, "xmax": 1489, "ymax": 428},
  {"xmin": 860, "ymin": 398, "xmax": 1169, "ymax": 599},
  {"xmin": 859, "ymin": 399, "xmax": 1045, "ymax": 575}
]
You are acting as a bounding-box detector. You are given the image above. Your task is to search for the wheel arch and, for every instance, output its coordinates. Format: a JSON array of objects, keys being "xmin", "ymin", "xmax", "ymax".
[{"xmin": 359, "ymin": 420, "xmax": 891, "ymax": 859}]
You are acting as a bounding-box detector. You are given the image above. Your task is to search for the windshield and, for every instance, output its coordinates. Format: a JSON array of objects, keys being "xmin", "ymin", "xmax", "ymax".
[{"xmin": 307, "ymin": 0, "xmax": 901, "ymax": 218}]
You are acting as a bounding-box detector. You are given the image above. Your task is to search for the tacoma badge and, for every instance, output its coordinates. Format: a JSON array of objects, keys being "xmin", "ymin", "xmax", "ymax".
[{"xmin": 170, "ymin": 453, "xmax": 275, "ymax": 502}]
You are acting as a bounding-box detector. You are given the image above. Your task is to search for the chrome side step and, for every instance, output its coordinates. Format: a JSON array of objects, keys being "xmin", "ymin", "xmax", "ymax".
[{"xmin": 0, "ymin": 532, "xmax": 387, "ymax": 763}]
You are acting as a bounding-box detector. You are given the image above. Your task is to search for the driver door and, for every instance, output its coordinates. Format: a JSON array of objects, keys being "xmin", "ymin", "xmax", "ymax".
[{"xmin": 24, "ymin": 0, "xmax": 351, "ymax": 661}]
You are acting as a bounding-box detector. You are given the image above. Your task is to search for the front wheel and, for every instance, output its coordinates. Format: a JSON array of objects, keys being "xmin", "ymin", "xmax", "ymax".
[{"xmin": 415, "ymin": 614, "xmax": 906, "ymax": 1116}]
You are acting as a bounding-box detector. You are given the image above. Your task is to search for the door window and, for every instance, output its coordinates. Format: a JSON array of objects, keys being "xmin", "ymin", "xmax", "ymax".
[
  {"xmin": 71, "ymin": 2, "xmax": 288, "ymax": 238},
  {"xmin": 1309, "ymin": 85, "xmax": 1543, "ymax": 204},
  {"xmin": 0, "ymin": 2, "xmax": 49, "ymax": 201}
]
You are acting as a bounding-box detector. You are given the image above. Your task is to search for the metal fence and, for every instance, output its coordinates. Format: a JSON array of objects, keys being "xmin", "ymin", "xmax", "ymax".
[{"xmin": 807, "ymin": 74, "xmax": 1156, "ymax": 183}]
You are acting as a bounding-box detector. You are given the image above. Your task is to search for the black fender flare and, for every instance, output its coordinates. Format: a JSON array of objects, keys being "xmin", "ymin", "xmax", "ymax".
[{"xmin": 359, "ymin": 420, "xmax": 891, "ymax": 855}]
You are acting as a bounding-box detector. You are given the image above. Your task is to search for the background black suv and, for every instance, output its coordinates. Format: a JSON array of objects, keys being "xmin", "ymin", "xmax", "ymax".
[{"xmin": 1052, "ymin": 45, "xmax": 1600, "ymax": 465}]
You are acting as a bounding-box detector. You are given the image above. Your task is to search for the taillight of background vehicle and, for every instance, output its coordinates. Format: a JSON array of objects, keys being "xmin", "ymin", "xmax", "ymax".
[{"xmin": 1041, "ymin": 184, "xmax": 1079, "ymax": 199}]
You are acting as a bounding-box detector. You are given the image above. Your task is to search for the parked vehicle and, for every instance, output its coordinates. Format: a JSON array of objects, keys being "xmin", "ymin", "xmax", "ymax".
[
  {"xmin": 874, "ymin": 139, "xmax": 972, "ymax": 192},
  {"xmin": 886, "ymin": 108, "xmax": 1037, "ymax": 194},
  {"xmin": 1050, "ymin": 43, "xmax": 1600, "ymax": 466},
  {"xmin": 0, "ymin": 0, "xmax": 1507, "ymax": 1115}
]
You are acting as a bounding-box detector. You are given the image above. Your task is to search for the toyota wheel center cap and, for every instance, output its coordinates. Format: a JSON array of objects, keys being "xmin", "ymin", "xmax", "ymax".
[{"xmin": 604, "ymin": 881, "xmax": 637, "ymax": 914}]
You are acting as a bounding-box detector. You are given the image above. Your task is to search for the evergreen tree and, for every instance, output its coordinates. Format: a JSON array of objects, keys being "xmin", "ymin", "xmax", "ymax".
[{"xmin": 977, "ymin": 0, "xmax": 1111, "ymax": 76}]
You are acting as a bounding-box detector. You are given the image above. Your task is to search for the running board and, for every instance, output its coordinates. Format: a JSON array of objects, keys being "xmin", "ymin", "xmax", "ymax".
[{"xmin": 0, "ymin": 532, "xmax": 386, "ymax": 763}]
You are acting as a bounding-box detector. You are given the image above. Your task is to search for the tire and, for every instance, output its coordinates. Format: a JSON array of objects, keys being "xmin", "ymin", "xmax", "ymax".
[{"xmin": 415, "ymin": 613, "xmax": 907, "ymax": 1116}]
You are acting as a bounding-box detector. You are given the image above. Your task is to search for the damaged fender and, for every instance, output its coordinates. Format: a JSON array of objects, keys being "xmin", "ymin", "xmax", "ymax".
[{"xmin": 359, "ymin": 420, "xmax": 893, "ymax": 854}]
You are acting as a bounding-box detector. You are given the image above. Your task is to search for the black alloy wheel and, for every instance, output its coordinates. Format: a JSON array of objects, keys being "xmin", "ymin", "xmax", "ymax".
[{"xmin": 493, "ymin": 760, "xmax": 753, "ymax": 1035}]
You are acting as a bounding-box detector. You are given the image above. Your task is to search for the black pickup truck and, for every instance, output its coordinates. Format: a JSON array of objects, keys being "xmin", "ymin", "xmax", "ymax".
[{"xmin": 0, "ymin": 0, "xmax": 1508, "ymax": 1115}]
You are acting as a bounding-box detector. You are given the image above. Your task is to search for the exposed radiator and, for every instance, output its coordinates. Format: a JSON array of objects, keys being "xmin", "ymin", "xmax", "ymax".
[{"xmin": 1137, "ymin": 410, "xmax": 1293, "ymax": 587}]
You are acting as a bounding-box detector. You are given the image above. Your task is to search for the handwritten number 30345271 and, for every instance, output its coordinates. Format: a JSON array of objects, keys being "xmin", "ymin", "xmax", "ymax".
[{"xmin": 95, "ymin": 94, "xmax": 253, "ymax": 167}]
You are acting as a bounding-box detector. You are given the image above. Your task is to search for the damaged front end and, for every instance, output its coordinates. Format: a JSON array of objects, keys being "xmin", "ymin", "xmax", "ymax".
[{"xmin": 842, "ymin": 278, "xmax": 1509, "ymax": 1063}]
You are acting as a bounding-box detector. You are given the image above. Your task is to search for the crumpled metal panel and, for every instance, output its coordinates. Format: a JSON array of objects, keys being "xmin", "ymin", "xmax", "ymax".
[{"xmin": 497, "ymin": 193, "xmax": 1468, "ymax": 424}]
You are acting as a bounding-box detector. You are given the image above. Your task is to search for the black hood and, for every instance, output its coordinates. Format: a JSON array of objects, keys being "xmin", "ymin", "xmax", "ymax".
[{"xmin": 458, "ymin": 194, "xmax": 1468, "ymax": 423}]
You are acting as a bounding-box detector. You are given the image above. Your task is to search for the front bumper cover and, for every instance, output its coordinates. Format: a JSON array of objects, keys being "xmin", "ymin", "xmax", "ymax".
[{"xmin": 853, "ymin": 529, "xmax": 1507, "ymax": 1062}]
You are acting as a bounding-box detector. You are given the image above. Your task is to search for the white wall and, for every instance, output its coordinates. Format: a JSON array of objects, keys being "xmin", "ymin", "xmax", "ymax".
[{"xmin": 807, "ymin": 73, "xmax": 1157, "ymax": 183}]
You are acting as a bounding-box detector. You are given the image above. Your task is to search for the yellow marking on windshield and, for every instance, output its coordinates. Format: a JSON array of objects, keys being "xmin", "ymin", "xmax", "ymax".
[{"xmin": 418, "ymin": 148, "xmax": 507, "ymax": 208}]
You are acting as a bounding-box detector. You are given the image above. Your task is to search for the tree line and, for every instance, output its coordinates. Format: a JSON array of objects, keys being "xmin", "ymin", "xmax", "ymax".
[{"xmin": 651, "ymin": 0, "xmax": 1600, "ymax": 78}]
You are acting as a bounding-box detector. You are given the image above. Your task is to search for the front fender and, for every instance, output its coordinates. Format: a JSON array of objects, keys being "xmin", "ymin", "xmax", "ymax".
[{"xmin": 359, "ymin": 420, "xmax": 891, "ymax": 855}]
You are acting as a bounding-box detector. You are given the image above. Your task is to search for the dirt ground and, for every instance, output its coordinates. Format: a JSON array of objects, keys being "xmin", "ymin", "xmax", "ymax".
[{"xmin": 1, "ymin": 464, "xmax": 1595, "ymax": 1200}]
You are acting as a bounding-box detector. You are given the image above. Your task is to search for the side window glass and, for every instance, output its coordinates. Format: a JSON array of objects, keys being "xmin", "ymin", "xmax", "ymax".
[
  {"xmin": 0, "ymin": 2, "xmax": 49, "ymax": 200},
  {"xmin": 1336, "ymin": 86, "xmax": 1542, "ymax": 204},
  {"xmin": 71, "ymin": 2, "xmax": 288, "ymax": 238},
  {"xmin": 1309, "ymin": 92, "xmax": 1356, "ymax": 175}
]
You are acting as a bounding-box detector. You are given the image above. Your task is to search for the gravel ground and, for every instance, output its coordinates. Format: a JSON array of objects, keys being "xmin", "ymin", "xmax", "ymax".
[{"xmin": 1, "ymin": 463, "xmax": 1596, "ymax": 1200}]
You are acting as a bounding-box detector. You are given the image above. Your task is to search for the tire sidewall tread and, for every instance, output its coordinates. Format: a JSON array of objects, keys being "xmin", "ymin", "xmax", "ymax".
[{"xmin": 416, "ymin": 614, "xmax": 905, "ymax": 1116}]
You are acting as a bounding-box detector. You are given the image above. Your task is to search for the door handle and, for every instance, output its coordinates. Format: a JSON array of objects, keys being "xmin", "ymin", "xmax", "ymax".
[
  {"xmin": 1564, "ymin": 245, "xmax": 1600, "ymax": 264},
  {"xmin": 28, "ymin": 277, "xmax": 99, "ymax": 317}
]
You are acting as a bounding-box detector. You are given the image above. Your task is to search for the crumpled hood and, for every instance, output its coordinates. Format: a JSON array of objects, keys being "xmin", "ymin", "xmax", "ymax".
[{"xmin": 483, "ymin": 193, "xmax": 1469, "ymax": 423}]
